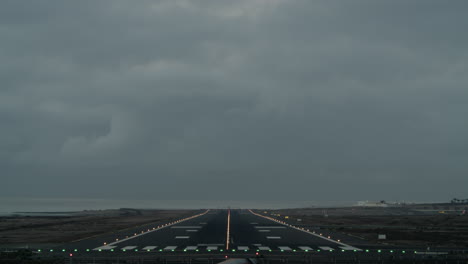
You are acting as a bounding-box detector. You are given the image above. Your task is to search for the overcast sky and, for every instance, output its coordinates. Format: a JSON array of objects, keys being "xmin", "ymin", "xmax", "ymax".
[{"xmin": 1, "ymin": 1, "xmax": 467, "ymax": 203}]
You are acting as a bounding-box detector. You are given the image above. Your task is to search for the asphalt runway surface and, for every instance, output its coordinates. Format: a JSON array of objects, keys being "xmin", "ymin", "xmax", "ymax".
[{"xmin": 56, "ymin": 209, "xmax": 363, "ymax": 253}]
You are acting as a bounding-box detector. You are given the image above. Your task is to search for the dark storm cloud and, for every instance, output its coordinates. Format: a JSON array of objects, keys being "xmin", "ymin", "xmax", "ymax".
[{"xmin": 1, "ymin": 0, "xmax": 468, "ymax": 202}]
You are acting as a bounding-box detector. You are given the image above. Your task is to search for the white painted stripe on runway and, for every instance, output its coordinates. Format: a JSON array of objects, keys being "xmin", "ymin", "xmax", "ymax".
[
  {"xmin": 254, "ymin": 226, "xmax": 286, "ymax": 229},
  {"xmin": 340, "ymin": 246, "xmax": 362, "ymax": 251},
  {"xmin": 238, "ymin": 246, "xmax": 249, "ymax": 251},
  {"xmin": 258, "ymin": 230, "xmax": 270, "ymax": 232},
  {"xmin": 250, "ymin": 222, "xmax": 258, "ymax": 224},
  {"xmin": 185, "ymin": 246, "xmax": 197, "ymax": 251},
  {"xmin": 198, "ymin": 244, "xmax": 224, "ymax": 246},
  {"xmin": 175, "ymin": 236, "xmax": 189, "ymax": 239},
  {"xmin": 279, "ymin": 246, "xmax": 292, "ymax": 251},
  {"xmin": 92, "ymin": 245, "xmax": 116, "ymax": 251},
  {"xmin": 258, "ymin": 246, "xmax": 271, "ymax": 251},
  {"xmin": 142, "ymin": 246, "xmax": 157, "ymax": 250},
  {"xmin": 164, "ymin": 246, "xmax": 177, "ymax": 251},
  {"xmin": 207, "ymin": 246, "xmax": 218, "ymax": 250},
  {"xmin": 319, "ymin": 246, "xmax": 334, "ymax": 251},
  {"xmin": 121, "ymin": 246, "xmax": 137, "ymax": 250},
  {"xmin": 266, "ymin": 236, "xmax": 281, "ymax": 239},
  {"xmin": 299, "ymin": 246, "xmax": 313, "ymax": 251},
  {"xmin": 171, "ymin": 226, "xmax": 202, "ymax": 229},
  {"xmin": 253, "ymin": 244, "xmax": 262, "ymax": 246},
  {"xmin": 186, "ymin": 229, "xmax": 198, "ymax": 232}
]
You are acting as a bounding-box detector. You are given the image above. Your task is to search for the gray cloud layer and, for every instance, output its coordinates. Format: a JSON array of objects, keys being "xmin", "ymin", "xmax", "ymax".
[{"xmin": 1, "ymin": 1, "xmax": 468, "ymax": 202}]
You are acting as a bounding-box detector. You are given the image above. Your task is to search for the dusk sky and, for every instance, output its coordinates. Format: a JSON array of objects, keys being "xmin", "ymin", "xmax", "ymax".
[{"xmin": 1, "ymin": 1, "xmax": 467, "ymax": 203}]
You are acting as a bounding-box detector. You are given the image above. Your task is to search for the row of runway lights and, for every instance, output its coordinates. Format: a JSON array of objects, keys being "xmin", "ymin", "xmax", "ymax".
[
  {"xmin": 37, "ymin": 248, "xmax": 413, "ymax": 254},
  {"xmin": 100, "ymin": 210, "xmax": 209, "ymax": 247}
]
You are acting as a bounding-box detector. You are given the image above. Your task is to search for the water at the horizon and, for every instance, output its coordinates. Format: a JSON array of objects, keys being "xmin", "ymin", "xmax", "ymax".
[{"xmin": 0, "ymin": 197, "xmax": 357, "ymax": 215}]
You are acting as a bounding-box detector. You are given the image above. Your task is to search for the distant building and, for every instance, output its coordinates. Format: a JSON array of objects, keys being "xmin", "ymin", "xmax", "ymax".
[{"xmin": 356, "ymin": 201, "xmax": 389, "ymax": 207}]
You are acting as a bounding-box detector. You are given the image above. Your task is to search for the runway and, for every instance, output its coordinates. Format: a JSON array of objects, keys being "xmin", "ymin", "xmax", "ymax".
[{"xmin": 57, "ymin": 209, "xmax": 362, "ymax": 253}]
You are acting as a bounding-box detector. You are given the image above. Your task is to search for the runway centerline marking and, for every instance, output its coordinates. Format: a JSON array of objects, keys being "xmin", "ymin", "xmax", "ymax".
[
  {"xmin": 226, "ymin": 209, "xmax": 231, "ymax": 250},
  {"xmin": 266, "ymin": 236, "xmax": 281, "ymax": 239},
  {"xmin": 175, "ymin": 236, "xmax": 190, "ymax": 239}
]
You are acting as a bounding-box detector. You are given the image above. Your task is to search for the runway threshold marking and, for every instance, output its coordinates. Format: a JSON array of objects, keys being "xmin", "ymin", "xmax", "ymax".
[
  {"xmin": 121, "ymin": 246, "xmax": 137, "ymax": 250},
  {"xmin": 226, "ymin": 209, "xmax": 231, "ymax": 250},
  {"xmin": 175, "ymin": 236, "xmax": 190, "ymax": 239},
  {"xmin": 142, "ymin": 246, "xmax": 157, "ymax": 250},
  {"xmin": 340, "ymin": 246, "xmax": 362, "ymax": 251},
  {"xmin": 319, "ymin": 246, "xmax": 334, "ymax": 251},
  {"xmin": 184, "ymin": 246, "xmax": 197, "ymax": 251},
  {"xmin": 299, "ymin": 246, "xmax": 313, "ymax": 251},
  {"xmin": 266, "ymin": 236, "xmax": 281, "ymax": 239},
  {"xmin": 91, "ymin": 210, "xmax": 209, "ymax": 250},
  {"xmin": 279, "ymin": 246, "xmax": 292, "ymax": 251},
  {"xmin": 249, "ymin": 209, "xmax": 361, "ymax": 251},
  {"xmin": 92, "ymin": 245, "xmax": 116, "ymax": 251}
]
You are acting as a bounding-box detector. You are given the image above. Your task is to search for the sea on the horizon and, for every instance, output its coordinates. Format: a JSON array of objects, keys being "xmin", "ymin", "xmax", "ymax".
[{"xmin": 0, "ymin": 197, "xmax": 356, "ymax": 215}]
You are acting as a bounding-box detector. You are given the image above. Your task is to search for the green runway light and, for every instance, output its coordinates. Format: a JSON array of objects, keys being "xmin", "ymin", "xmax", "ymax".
[
  {"xmin": 232, "ymin": 249, "xmax": 236, "ymax": 252},
  {"xmin": 305, "ymin": 250, "xmax": 309, "ymax": 252},
  {"xmin": 171, "ymin": 250, "xmax": 174, "ymax": 252},
  {"xmin": 184, "ymin": 250, "xmax": 187, "ymax": 252},
  {"xmin": 269, "ymin": 250, "xmax": 272, "ymax": 252},
  {"xmin": 86, "ymin": 249, "xmax": 90, "ymax": 252},
  {"xmin": 414, "ymin": 251, "xmax": 417, "ymax": 253},
  {"xmin": 256, "ymin": 249, "xmax": 259, "ymax": 252},
  {"xmin": 220, "ymin": 249, "xmax": 224, "ymax": 252},
  {"xmin": 98, "ymin": 249, "xmax": 102, "ymax": 252},
  {"xmin": 147, "ymin": 249, "xmax": 150, "ymax": 252},
  {"xmin": 354, "ymin": 250, "xmax": 357, "ymax": 252},
  {"xmin": 50, "ymin": 249, "xmax": 54, "ymax": 252},
  {"xmin": 74, "ymin": 249, "xmax": 77, "ymax": 252},
  {"xmin": 317, "ymin": 250, "xmax": 320, "ymax": 252},
  {"xmin": 329, "ymin": 250, "xmax": 333, "ymax": 252},
  {"xmin": 341, "ymin": 250, "xmax": 345, "ymax": 252},
  {"xmin": 62, "ymin": 249, "xmax": 66, "ymax": 252},
  {"xmin": 111, "ymin": 249, "xmax": 114, "ymax": 252},
  {"xmin": 390, "ymin": 250, "xmax": 393, "ymax": 253},
  {"xmin": 207, "ymin": 250, "xmax": 211, "ymax": 252},
  {"xmin": 196, "ymin": 249, "xmax": 199, "ymax": 252},
  {"xmin": 293, "ymin": 249, "xmax": 296, "ymax": 252},
  {"xmin": 365, "ymin": 249, "xmax": 369, "ymax": 252},
  {"xmin": 123, "ymin": 249, "xmax": 126, "ymax": 252},
  {"xmin": 402, "ymin": 251, "xmax": 406, "ymax": 253},
  {"xmin": 281, "ymin": 250, "xmax": 284, "ymax": 252},
  {"xmin": 244, "ymin": 250, "xmax": 248, "ymax": 252},
  {"xmin": 378, "ymin": 250, "xmax": 381, "ymax": 253},
  {"xmin": 38, "ymin": 250, "xmax": 41, "ymax": 252},
  {"xmin": 159, "ymin": 249, "xmax": 163, "ymax": 252}
]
